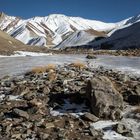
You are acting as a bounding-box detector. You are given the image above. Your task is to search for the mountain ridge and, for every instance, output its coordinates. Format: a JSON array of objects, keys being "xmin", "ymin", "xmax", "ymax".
[
  {"xmin": 0, "ymin": 12, "xmax": 118, "ymax": 47},
  {"xmin": 0, "ymin": 12, "xmax": 140, "ymax": 49}
]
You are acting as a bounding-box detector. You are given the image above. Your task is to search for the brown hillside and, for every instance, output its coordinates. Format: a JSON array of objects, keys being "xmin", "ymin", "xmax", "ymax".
[{"xmin": 0, "ymin": 30, "xmax": 49, "ymax": 55}]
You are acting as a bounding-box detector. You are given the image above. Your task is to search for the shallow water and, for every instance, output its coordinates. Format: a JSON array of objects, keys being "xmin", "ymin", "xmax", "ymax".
[{"xmin": 0, "ymin": 54, "xmax": 140, "ymax": 78}]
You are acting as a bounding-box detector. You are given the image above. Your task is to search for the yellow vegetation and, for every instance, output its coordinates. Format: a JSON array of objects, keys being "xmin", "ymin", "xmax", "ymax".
[
  {"xmin": 31, "ymin": 66, "xmax": 46, "ymax": 73},
  {"xmin": 47, "ymin": 70, "xmax": 57, "ymax": 82},
  {"xmin": 70, "ymin": 61, "xmax": 86, "ymax": 69},
  {"xmin": 45, "ymin": 64, "xmax": 56, "ymax": 72},
  {"xmin": 31, "ymin": 64, "xmax": 56, "ymax": 74}
]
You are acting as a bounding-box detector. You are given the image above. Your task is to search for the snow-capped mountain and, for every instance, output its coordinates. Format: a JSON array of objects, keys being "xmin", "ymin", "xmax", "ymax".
[
  {"xmin": 0, "ymin": 12, "xmax": 140, "ymax": 49},
  {"xmin": 55, "ymin": 29, "xmax": 107, "ymax": 49},
  {"xmin": 87, "ymin": 22, "xmax": 140, "ymax": 50},
  {"xmin": 0, "ymin": 12, "xmax": 118, "ymax": 47},
  {"xmin": 85, "ymin": 14, "xmax": 140, "ymax": 50}
]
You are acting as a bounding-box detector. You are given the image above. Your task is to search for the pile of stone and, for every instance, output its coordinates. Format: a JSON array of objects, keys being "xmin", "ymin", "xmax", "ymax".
[{"xmin": 0, "ymin": 64, "xmax": 139, "ymax": 139}]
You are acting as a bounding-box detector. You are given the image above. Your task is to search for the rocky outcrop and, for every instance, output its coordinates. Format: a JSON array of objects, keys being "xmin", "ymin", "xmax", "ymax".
[{"xmin": 86, "ymin": 76, "xmax": 124, "ymax": 120}]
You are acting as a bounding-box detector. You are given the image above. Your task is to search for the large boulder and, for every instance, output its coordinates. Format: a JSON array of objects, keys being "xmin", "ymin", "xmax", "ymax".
[{"xmin": 86, "ymin": 76, "xmax": 123, "ymax": 120}]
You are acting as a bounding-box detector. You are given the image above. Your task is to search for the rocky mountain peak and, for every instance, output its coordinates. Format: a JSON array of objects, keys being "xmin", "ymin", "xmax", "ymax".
[{"xmin": 0, "ymin": 12, "xmax": 6, "ymax": 19}]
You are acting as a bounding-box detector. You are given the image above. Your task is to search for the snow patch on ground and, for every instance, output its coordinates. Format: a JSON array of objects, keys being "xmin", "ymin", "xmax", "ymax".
[
  {"xmin": 14, "ymin": 51, "xmax": 52, "ymax": 56},
  {"xmin": 90, "ymin": 120, "xmax": 117, "ymax": 130},
  {"xmin": 90, "ymin": 120, "xmax": 133, "ymax": 140},
  {"xmin": 90, "ymin": 105, "xmax": 140, "ymax": 140},
  {"xmin": 0, "ymin": 51, "xmax": 52, "ymax": 57},
  {"xmin": 8, "ymin": 95, "xmax": 20, "ymax": 100},
  {"xmin": 0, "ymin": 94, "xmax": 20, "ymax": 101},
  {"xmin": 103, "ymin": 130, "xmax": 132, "ymax": 140}
]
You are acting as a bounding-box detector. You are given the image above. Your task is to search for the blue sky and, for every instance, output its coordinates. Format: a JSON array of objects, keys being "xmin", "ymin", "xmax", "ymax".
[{"xmin": 0, "ymin": 0, "xmax": 140, "ymax": 22}]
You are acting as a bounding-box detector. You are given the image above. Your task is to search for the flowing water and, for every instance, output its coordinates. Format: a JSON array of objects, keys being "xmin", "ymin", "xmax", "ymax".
[{"xmin": 0, "ymin": 54, "xmax": 140, "ymax": 78}]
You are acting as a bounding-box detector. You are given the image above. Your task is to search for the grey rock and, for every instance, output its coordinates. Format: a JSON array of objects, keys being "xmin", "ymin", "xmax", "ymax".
[
  {"xmin": 41, "ymin": 133, "xmax": 49, "ymax": 139},
  {"xmin": 113, "ymin": 123, "xmax": 133, "ymax": 137},
  {"xmin": 0, "ymin": 125, "xmax": 2, "ymax": 132},
  {"xmin": 26, "ymin": 129, "xmax": 32, "ymax": 136},
  {"xmin": 89, "ymin": 127, "xmax": 103, "ymax": 138},
  {"xmin": 13, "ymin": 108, "xmax": 29, "ymax": 119},
  {"xmin": 43, "ymin": 87, "xmax": 50, "ymax": 94},
  {"xmin": 0, "ymin": 112, "xmax": 4, "ymax": 121},
  {"xmin": 86, "ymin": 54, "xmax": 97, "ymax": 59},
  {"xmin": 135, "ymin": 85, "xmax": 140, "ymax": 95},
  {"xmin": 86, "ymin": 76, "xmax": 123, "ymax": 120},
  {"xmin": 23, "ymin": 92, "xmax": 36, "ymax": 101},
  {"xmin": 11, "ymin": 134, "xmax": 21, "ymax": 139},
  {"xmin": 6, "ymin": 125, "xmax": 11, "ymax": 134},
  {"xmin": 45, "ymin": 122, "xmax": 55, "ymax": 129},
  {"xmin": 82, "ymin": 112, "xmax": 99, "ymax": 122}
]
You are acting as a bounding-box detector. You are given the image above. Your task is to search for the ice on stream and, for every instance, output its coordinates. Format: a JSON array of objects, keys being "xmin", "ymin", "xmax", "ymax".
[{"xmin": 0, "ymin": 54, "xmax": 140, "ymax": 78}]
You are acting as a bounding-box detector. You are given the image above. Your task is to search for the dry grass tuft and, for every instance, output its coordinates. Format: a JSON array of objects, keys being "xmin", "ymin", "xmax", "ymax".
[
  {"xmin": 31, "ymin": 64, "xmax": 56, "ymax": 74},
  {"xmin": 47, "ymin": 70, "xmax": 57, "ymax": 82},
  {"xmin": 31, "ymin": 66, "xmax": 46, "ymax": 73},
  {"xmin": 45, "ymin": 64, "xmax": 56, "ymax": 72},
  {"xmin": 70, "ymin": 61, "xmax": 86, "ymax": 69}
]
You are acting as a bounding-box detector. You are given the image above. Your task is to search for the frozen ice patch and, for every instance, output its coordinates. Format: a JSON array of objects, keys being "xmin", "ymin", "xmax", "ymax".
[{"xmin": 91, "ymin": 120, "xmax": 136, "ymax": 140}]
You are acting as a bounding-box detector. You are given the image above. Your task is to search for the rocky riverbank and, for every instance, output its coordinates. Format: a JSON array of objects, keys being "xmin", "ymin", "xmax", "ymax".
[
  {"xmin": 0, "ymin": 63, "xmax": 140, "ymax": 140},
  {"xmin": 52, "ymin": 49, "xmax": 140, "ymax": 57}
]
